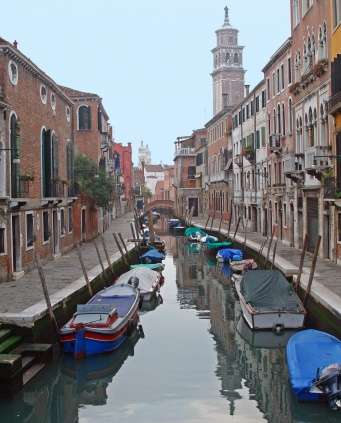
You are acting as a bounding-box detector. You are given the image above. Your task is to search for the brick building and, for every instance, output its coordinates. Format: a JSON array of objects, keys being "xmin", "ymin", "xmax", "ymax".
[
  {"xmin": 112, "ymin": 141, "xmax": 133, "ymax": 214},
  {"xmin": 0, "ymin": 38, "xmax": 75, "ymax": 280}
]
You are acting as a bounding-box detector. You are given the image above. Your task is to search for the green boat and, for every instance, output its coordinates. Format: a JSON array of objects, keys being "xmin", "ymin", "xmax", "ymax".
[
  {"xmin": 130, "ymin": 263, "xmax": 165, "ymax": 271},
  {"xmin": 206, "ymin": 241, "xmax": 232, "ymax": 251}
]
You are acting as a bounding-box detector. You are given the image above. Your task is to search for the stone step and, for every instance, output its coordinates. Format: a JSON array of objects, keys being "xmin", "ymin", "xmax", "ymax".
[
  {"xmin": 21, "ymin": 355, "xmax": 35, "ymax": 372},
  {"xmin": 0, "ymin": 336, "xmax": 22, "ymax": 354},
  {"xmin": 12, "ymin": 343, "xmax": 53, "ymax": 363},
  {"xmin": 22, "ymin": 362, "xmax": 46, "ymax": 386},
  {"xmin": 0, "ymin": 329, "xmax": 12, "ymax": 344},
  {"xmin": 0, "ymin": 354, "xmax": 22, "ymax": 379}
]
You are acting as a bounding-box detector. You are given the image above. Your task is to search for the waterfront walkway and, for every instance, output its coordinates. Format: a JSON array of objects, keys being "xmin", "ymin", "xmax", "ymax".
[
  {"xmin": 192, "ymin": 216, "xmax": 341, "ymax": 321},
  {"xmin": 0, "ymin": 213, "xmax": 134, "ymax": 320}
]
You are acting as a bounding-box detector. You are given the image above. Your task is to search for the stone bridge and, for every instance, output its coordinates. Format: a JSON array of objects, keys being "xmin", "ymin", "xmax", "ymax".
[{"xmin": 145, "ymin": 199, "xmax": 175, "ymax": 212}]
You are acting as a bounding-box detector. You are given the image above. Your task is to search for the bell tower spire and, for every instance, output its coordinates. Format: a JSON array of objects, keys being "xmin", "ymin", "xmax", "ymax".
[{"xmin": 224, "ymin": 5, "xmax": 230, "ymax": 26}]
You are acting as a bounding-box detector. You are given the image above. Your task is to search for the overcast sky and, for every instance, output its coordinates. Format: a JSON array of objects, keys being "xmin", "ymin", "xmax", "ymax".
[{"xmin": 1, "ymin": 0, "xmax": 290, "ymax": 165}]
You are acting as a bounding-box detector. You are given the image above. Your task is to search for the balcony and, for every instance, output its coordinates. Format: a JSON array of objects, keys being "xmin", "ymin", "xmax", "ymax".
[
  {"xmin": 12, "ymin": 176, "xmax": 32, "ymax": 199},
  {"xmin": 234, "ymin": 154, "xmax": 243, "ymax": 167},
  {"xmin": 283, "ymin": 153, "xmax": 304, "ymax": 183},
  {"xmin": 269, "ymin": 134, "xmax": 282, "ymax": 154},
  {"xmin": 174, "ymin": 147, "xmax": 196, "ymax": 159},
  {"xmin": 180, "ymin": 178, "xmax": 197, "ymax": 189},
  {"xmin": 43, "ymin": 179, "xmax": 67, "ymax": 198},
  {"xmin": 210, "ymin": 170, "xmax": 228, "ymax": 183},
  {"xmin": 328, "ymin": 91, "xmax": 341, "ymax": 116},
  {"xmin": 305, "ymin": 145, "xmax": 332, "ymax": 178}
]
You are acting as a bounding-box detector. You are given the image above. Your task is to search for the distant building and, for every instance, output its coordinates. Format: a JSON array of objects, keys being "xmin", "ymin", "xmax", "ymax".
[
  {"xmin": 138, "ymin": 140, "xmax": 151, "ymax": 167},
  {"xmin": 112, "ymin": 141, "xmax": 133, "ymax": 214},
  {"xmin": 144, "ymin": 164, "xmax": 165, "ymax": 195}
]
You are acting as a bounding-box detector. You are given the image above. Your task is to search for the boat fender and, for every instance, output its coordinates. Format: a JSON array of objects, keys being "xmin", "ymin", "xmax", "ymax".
[
  {"xmin": 128, "ymin": 276, "xmax": 139, "ymax": 288},
  {"xmin": 315, "ymin": 364, "xmax": 341, "ymax": 410},
  {"xmin": 272, "ymin": 324, "xmax": 284, "ymax": 335},
  {"xmin": 138, "ymin": 324, "xmax": 145, "ymax": 339}
]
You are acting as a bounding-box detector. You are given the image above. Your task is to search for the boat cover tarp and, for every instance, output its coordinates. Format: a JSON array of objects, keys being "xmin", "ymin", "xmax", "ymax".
[
  {"xmin": 184, "ymin": 227, "xmax": 207, "ymax": 238},
  {"xmin": 130, "ymin": 263, "xmax": 164, "ymax": 271},
  {"xmin": 89, "ymin": 293, "xmax": 136, "ymax": 317},
  {"xmin": 140, "ymin": 249, "xmax": 165, "ymax": 263},
  {"xmin": 116, "ymin": 268, "xmax": 159, "ymax": 293},
  {"xmin": 217, "ymin": 248, "xmax": 243, "ymax": 261},
  {"xmin": 287, "ymin": 329, "xmax": 341, "ymax": 402},
  {"xmin": 201, "ymin": 235, "xmax": 219, "ymax": 244},
  {"xmin": 241, "ymin": 270, "xmax": 302, "ymax": 312},
  {"xmin": 207, "ymin": 241, "xmax": 232, "ymax": 250}
]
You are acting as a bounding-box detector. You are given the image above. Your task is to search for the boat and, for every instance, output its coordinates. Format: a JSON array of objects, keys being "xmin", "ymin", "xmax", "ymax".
[
  {"xmin": 130, "ymin": 263, "xmax": 165, "ymax": 272},
  {"xmin": 216, "ymin": 248, "xmax": 243, "ymax": 263},
  {"xmin": 234, "ymin": 270, "xmax": 306, "ymax": 331},
  {"xmin": 230, "ymin": 259, "xmax": 257, "ymax": 273},
  {"xmin": 205, "ymin": 241, "xmax": 233, "ymax": 255},
  {"xmin": 140, "ymin": 248, "xmax": 165, "ymax": 264},
  {"xmin": 116, "ymin": 268, "xmax": 163, "ymax": 302},
  {"xmin": 168, "ymin": 218, "xmax": 181, "ymax": 229},
  {"xmin": 200, "ymin": 234, "xmax": 219, "ymax": 244},
  {"xmin": 60, "ymin": 284, "xmax": 140, "ymax": 359},
  {"xmin": 287, "ymin": 329, "xmax": 341, "ymax": 410},
  {"xmin": 184, "ymin": 227, "xmax": 207, "ymax": 242}
]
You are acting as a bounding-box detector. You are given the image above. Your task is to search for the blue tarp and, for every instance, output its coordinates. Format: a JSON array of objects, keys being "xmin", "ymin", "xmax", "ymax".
[
  {"xmin": 217, "ymin": 248, "xmax": 243, "ymax": 262},
  {"xmin": 287, "ymin": 329, "xmax": 341, "ymax": 402},
  {"xmin": 140, "ymin": 248, "xmax": 165, "ymax": 263}
]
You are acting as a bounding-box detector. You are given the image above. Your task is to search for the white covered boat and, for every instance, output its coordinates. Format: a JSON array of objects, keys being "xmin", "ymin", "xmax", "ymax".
[
  {"xmin": 116, "ymin": 268, "xmax": 162, "ymax": 302},
  {"xmin": 234, "ymin": 270, "xmax": 306, "ymax": 331}
]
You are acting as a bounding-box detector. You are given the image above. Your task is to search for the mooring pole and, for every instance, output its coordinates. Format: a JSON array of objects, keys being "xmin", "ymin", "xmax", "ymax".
[
  {"xmin": 76, "ymin": 244, "xmax": 93, "ymax": 296},
  {"xmin": 113, "ymin": 233, "xmax": 129, "ymax": 266},
  {"xmin": 100, "ymin": 235, "xmax": 112, "ymax": 271},
  {"xmin": 227, "ymin": 201, "xmax": 233, "ymax": 238},
  {"xmin": 118, "ymin": 232, "xmax": 130, "ymax": 259},
  {"xmin": 218, "ymin": 215, "xmax": 223, "ymax": 233},
  {"xmin": 147, "ymin": 211, "xmax": 155, "ymax": 243},
  {"xmin": 264, "ymin": 226, "xmax": 275, "ymax": 267},
  {"xmin": 33, "ymin": 251, "xmax": 59, "ymax": 332},
  {"xmin": 303, "ymin": 235, "xmax": 321, "ymax": 307},
  {"xmin": 295, "ymin": 234, "xmax": 308, "ymax": 292},
  {"xmin": 210, "ymin": 214, "xmax": 215, "ymax": 231},
  {"xmin": 204, "ymin": 216, "xmax": 210, "ymax": 230},
  {"xmin": 189, "ymin": 207, "xmax": 195, "ymax": 225},
  {"xmin": 130, "ymin": 222, "xmax": 138, "ymax": 246},
  {"xmin": 233, "ymin": 216, "xmax": 241, "ymax": 240},
  {"xmin": 271, "ymin": 239, "xmax": 278, "ymax": 270},
  {"xmin": 93, "ymin": 240, "xmax": 105, "ymax": 273},
  {"xmin": 243, "ymin": 219, "xmax": 248, "ymax": 251}
]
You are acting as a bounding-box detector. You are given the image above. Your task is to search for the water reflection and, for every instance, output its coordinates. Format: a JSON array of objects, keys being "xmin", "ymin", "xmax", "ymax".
[{"xmin": 1, "ymin": 235, "xmax": 341, "ymax": 422}]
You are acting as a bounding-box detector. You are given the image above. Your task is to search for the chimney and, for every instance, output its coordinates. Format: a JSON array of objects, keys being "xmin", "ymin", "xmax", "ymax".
[
  {"xmin": 245, "ymin": 85, "xmax": 250, "ymax": 97},
  {"xmin": 13, "ymin": 40, "xmax": 18, "ymax": 49}
]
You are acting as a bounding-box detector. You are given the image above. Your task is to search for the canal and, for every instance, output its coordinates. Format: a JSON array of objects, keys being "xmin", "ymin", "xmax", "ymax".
[{"xmin": 1, "ymin": 234, "xmax": 340, "ymax": 422}]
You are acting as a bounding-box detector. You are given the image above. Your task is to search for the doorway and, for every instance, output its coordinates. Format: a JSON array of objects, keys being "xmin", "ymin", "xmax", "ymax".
[
  {"xmin": 52, "ymin": 210, "xmax": 59, "ymax": 255},
  {"xmin": 323, "ymin": 212, "xmax": 330, "ymax": 259},
  {"xmin": 290, "ymin": 203, "xmax": 295, "ymax": 247},
  {"xmin": 0, "ymin": 141, "xmax": 5, "ymax": 197},
  {"xmin": 307, "ymin": 198, "xmax": 319, "ymax": 253},
  {"xmin": 188, "ymin": 198, "xmax": 199, "ymax": 217},
  {"xmin": 11, "ymin": 215, "xmax": 21, "ymax": 273}
]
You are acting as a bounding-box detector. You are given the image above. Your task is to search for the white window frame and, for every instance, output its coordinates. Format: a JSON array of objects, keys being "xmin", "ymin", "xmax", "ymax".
[
  {"xmin": 50, "ymin": 92, "xmax": 56, "ymax": 111},
  {"xmin": 334, "ymin": 0, "xmax": 341, "ymax": 29},
  {"xmin": 8, "ymin": 60, "xmax": 18, "ymax": 86},
  {"xmin": 0, "ymin": 224, "xmax": 6, "ymax": 256},
  {"xmin": 25, "ymin": 211, "xmax": 34, "ymax": 251},
  {"xmin": 40, "ymin": 84, "xmax": 47, "ymax": 104}
]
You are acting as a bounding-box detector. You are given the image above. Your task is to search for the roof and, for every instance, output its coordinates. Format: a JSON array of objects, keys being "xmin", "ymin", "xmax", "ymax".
[
  {"xmin": 0, "ymin": 37, "xmax": 73, "ymax": 105},
  {"xmin": 59, "ymin": 85, "xmax": 100, "ymax": 100},
  {"xmin": 262, "ymin": 37, "xmax": 292, "ymax": 73},
  {"xmin": 145, "ymin": 164, "xmax": 164, "ymax": 172}
]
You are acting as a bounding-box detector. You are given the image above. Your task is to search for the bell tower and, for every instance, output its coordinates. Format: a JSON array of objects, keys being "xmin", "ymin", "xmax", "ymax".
[{"xmin": 212, "ymin": 5, "xmax": 245, "ymax": 115}]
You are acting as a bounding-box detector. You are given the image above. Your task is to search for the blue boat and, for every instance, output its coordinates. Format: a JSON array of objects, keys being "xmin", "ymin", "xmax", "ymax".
[
  {"xmin": 287, "ymin": 329, "xmax": 341, "ymax": 410},
  {"xmin": 60, "ymin": 284, "xmax": 140, "ymax": 359},
  {"xmin": 216, "ymin": 248, "xmax": 243, "ymax": 262},
  {"xmin": 140, "ymin": 248, "xmax": 165, "ymax": 264},
  {"xmin": 168, "ymin": 218, "xmax": 180, "ymax": 229}
]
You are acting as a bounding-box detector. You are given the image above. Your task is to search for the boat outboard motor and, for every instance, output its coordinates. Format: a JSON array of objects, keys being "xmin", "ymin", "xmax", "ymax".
[
  {"xmin": 315, "ymin": 363, "xmax": 341, "ymax": 411},
  {"xmin": 128, "ymin": 276, "xmax": 139, "ymax": 289}
]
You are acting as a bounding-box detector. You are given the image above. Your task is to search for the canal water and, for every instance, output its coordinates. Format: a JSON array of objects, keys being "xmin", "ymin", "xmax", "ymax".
[{"xmin": 1, "ymin": 235, "xmax": 340, "ymax": 422}]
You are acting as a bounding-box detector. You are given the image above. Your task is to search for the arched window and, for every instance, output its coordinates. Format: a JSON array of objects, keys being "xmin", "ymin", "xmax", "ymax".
[
  {"xmin": 0, "ymin": 139, "xmax": 5, "ymax": 196},
  {"xmin": 66, "ymin": 141, "xmax": 74, "ymax": 196},
  {"xmin": 10, "ymin": 113, "xmax": 20, "ymax": 198},
  {"xmin": 78, "ymin": 105, "xmax": 91, "ymax": 130},
  {"xmin": 277, "ymin": 104, "xmax": 281, "ymax": 134},
  {"xmin": 282, "ymin": 103, "xmax": 286, "ymax": 136},
  {"xmin": 289, "ymin": 98, "xmax": 293, "ymax": 134},
  {"xmin": 234, "ymin": 52, "xmax": 239, "ymax": 64}
]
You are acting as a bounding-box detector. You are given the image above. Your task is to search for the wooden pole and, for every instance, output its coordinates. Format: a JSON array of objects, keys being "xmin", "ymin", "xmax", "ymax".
[
  {"xmin": 33, "ymin": 251, "xmax": 58, "ymax": 332},
  {"xmin": 113, "ymin": 233, "xmax": 129, "ymax": 266},
  {"xmin": 118, "ymin": 232, "xmax": 130, "ymax": 259},
  {"xmin": 210, "ymin": 214, "xmax": 215, "ymax": 231},
  {"xmin": 147, "ymin": 211, "xmax": 155, "ymax": 242},
  {"xmin": 130, "ymin": 222, "xmax": 138, "ymax": 246},
  {"xmin": 134, "ymin": 221, "xmax": 141, "ymax": 241},
  {"xmin": 93, "ymin": 240, "xmax": 105, "ymax": 273},
  {"xmin": 265, "ymin": 227, "xmax": 276, "ymax": 267},
  {"xmin": 303, "ymin": 235, "xmax": 321, "ymax": 307},
  {"xmin": 76, "ymin": 244, "xmax": 93, "ymax": 296},
  {"xmin": 100, "ymin": 235, "xmax": 112, "ymax": 271},
  {"xmin": 259, "ymin": 236, "xmax": 268, "ymax": 257},
  {"xmin": 295, "ymin": 234, "xmax": 308, "ymax": 292},
  {"xmin": 218, "ymin": 215, "xmax": 223, "ymax": 233},
  {"xmin": 233, "ymin": 216, "xmax": 241, "ymax": 240},
  {"xmin": 271, "ymin": 239, "xmax": 278, "ymax": 270},
  {"xmin": 243, "ymin": 219, "xmax": 248, "ymax": 250},
  {"xmin": 227, "ymin": 200, "xmax": 233, "ymax": 237},
  {"xmin": 189, "ymin": 207, "xmax": 195, "ymax": 225},
  {"xmin": 204, "ymin": 215, "xmax": 210, "ymax": 230}
]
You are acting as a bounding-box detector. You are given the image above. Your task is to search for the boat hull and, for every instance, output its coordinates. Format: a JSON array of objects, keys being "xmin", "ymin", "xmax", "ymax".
[{"xmin": 235, "ymin": 278, "xmax": 305, "ymax": 330}]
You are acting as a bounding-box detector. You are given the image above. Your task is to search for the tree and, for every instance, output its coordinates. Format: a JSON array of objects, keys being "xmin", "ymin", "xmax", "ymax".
[{"xmin": 74, "ymin": 155, "xmax": 114, "ymax": 209}]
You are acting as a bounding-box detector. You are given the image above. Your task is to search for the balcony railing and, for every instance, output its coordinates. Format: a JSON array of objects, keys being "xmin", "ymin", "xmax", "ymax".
[
  {"xmin": 210, "ymin": 171, "xmax": 227, "ymax": 183},
  {"xmin": 180, "ymin": 179, "xmax": 197, "ymax": 189},
  {"xmin": 234, "ymin": 154, "xmax": 243, "ymax": 167},
  {"xmin": 328, "ymin": 91, "xmax": 341, "ymax": 116},
  {"xmin": 305, "ymin": 145, "xmax": 332, "ymax": 170},
  {"xmin": 323, "ymin": 176, "xmax": 337, "ymax": 200},
  {"xmin": 12, "ymin": 176, "xmax": 31, "ymax": 199},
  {"xmin": 43, "ymin": 180, "xmax": 67, "ymax": 198},
  {"xmin": 269, "ymin": 134, "xmax": 282, "ymax": 152}
]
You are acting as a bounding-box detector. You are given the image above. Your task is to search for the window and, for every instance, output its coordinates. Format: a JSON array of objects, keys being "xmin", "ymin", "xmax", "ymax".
[
  {"xmin": 261, "ymin": 127, "xmax": 266, "ymax": 147},
  {"xmin": 267, "ymin": 79, "xmax": 271, "ymax": 101},
  {"xmin": 51, "ymin": 93, "xmax": 56, "ymax": 111},
  {"xmin": 188, "ymin": 166, "xmax": 196, "ymax": 179},
  {"xmin": 43, "ymin": 211, "xmax": 49, "ymax": 243},
  {"xmin": 338, "ymin": 213, "xmax": 341, "ymax": 242},
  {"xmin": 26, "ymin": 213, "xmax": 34, "ymax": 249},
  {"xmin": 288, "ymin": 98, "xmax": 293, "ymax": 134},
  {"xmin": 60, "ymin": 209, "xmax": 66, "ymax": 236},
  {"xmin": 251, "ymin": 100, "xmax": 254, "ymax": 116},
  {"xmin": 196, "ymin": 153, "xmax": 203, "ymax": 166},
  {"xmin": 302, "ymin": 0, "xmax": 313, "ymax": 16},
  {"xmin": 256, "ymin": 96, "xmax": 260, "ymax": 112},
  {"xmin": 261, "ymin": 90, "xmax": 266, "ymax": 108},
  {"xmin": 66, "ymin": 106, "xmax": 71, "ymax": 123},
  {"xmin": 334, "ymin": 0, "xmax": 341, "ymax": 27},
  {"xmin": 282, "ymin": 103, "xmax": 286, "ymax": 136},
  {"xmin": 277, "ymin": 69, "xmax": 280, "ymax": 93},
  {"xmin": 78, "ymin": 105, "xmax": 91, "ymax": 130},
  {"xmin": 246, "ymin": 104, "xmax": 250, "ymax": 119},
  {"xmin": 286, "ymin": 59, "xmax": 291, "ymax": 87},
  {"xmin": 284, "ymin": 203, "xmax": 287, "ymax": 226},
  {"xmin": 277, "ymin": 104, "xmax": 281, "ymax": 134},
  {"xmin": 281, "ymin": 64, "xmax": 285, "ymax": 89},
  {"xmin": 68, "ymin": 207, "xmax": 73, "ymax": 232},
  {"xmin": 256, "ymin": 130, "xmax": 260, "ymax": 149},
  {"xmin": 40, "ymin": 85, "xmax": 47, "ymax": 104},
  {"xmin": 8, "ymin": 60, "xmax": 18, "ymax": 85},
  {"xmin": 0, "ymin": 227, "xmax": 5, "ymax": 254},
  {"xmin": 272, "ymin": 73, "xmax": 276, "ymax": 97}
]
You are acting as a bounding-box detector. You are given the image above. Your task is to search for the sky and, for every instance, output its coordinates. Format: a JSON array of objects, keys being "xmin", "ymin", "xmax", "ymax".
[{"xmin": 1, "ymin": 0, "xmax": 290, "ymax": 165}]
